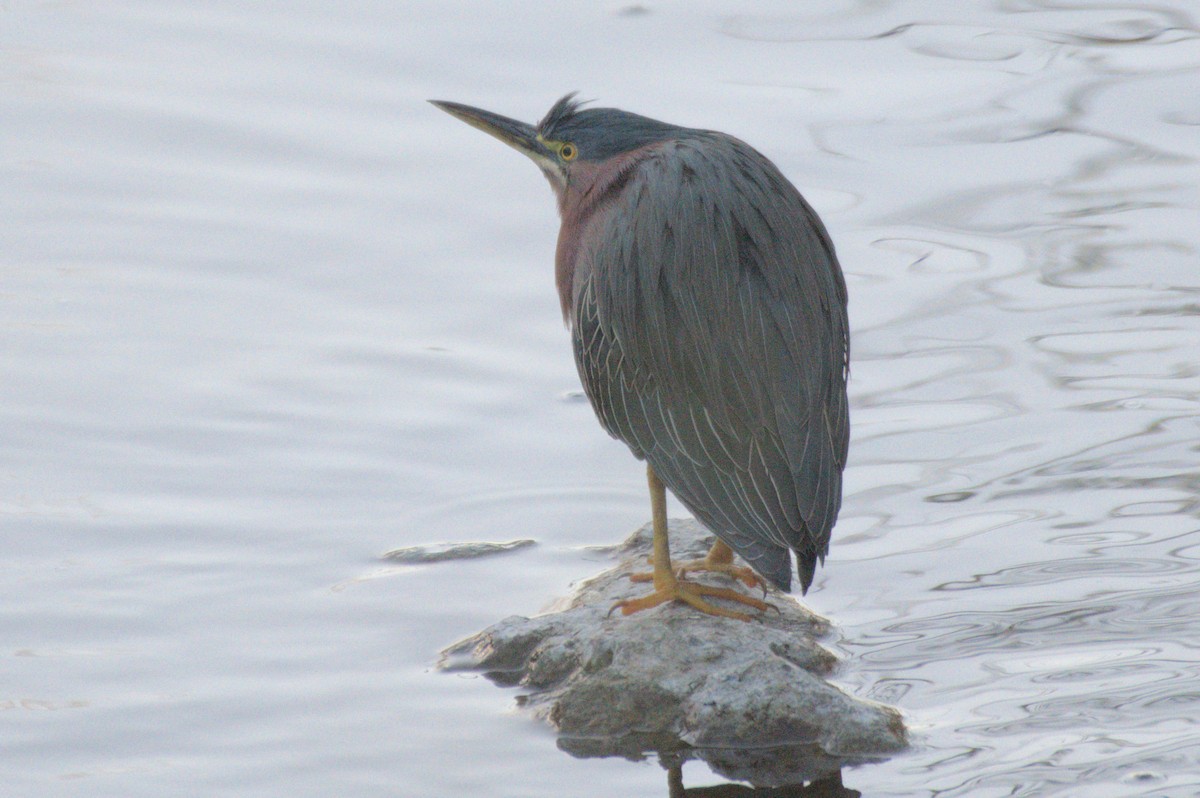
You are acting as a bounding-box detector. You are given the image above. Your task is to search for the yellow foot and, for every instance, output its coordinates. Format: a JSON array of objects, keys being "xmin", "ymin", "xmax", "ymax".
[
  {"xmin": 675, "ymin": 558, "xmax": 763, "ymax": 592},
  {"xmin": 609, "ymin": 577, "xmax": 772, "ymax": 621},
  {"xmin": 634, "ymin": 554, "xmax": 764, "ymax": 593}
]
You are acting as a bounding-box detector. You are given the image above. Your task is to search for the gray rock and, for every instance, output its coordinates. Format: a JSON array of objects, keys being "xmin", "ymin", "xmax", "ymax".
[{"xmin": 439, "ymin": 520, "xmax": 907, "ymax": 787}]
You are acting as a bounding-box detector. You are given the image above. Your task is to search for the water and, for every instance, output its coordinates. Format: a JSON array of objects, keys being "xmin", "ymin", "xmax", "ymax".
[{"xmin": 3, "ymin": 1, "xmax": 1198, "ymax": 795}]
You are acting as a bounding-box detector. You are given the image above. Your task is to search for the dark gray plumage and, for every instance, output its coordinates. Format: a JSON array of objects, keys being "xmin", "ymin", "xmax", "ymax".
[
  {"xmin": 570, "ymin": 132, "xmax": 848, "ymax": 592},
  {"xmin": 432, "ymin": 94, "xmax": 849, "ymax": 599}
]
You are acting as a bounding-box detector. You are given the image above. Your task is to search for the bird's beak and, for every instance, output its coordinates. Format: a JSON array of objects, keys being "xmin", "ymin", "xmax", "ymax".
[{"xmin": 429, "ymin": 100, "xmax": 551, "ymax": 165}]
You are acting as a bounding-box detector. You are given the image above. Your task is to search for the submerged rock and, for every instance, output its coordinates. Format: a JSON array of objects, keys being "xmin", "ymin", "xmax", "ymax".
[
  {"xmin": 383, "ymin": 538, "xmax": 535, "ymax": 563},
  {"xmin": 439, "ymin": 520, "xmax": 907, "ymax": 787}
]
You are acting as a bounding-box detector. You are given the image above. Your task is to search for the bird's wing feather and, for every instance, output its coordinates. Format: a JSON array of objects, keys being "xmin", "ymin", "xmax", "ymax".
[{"xmin": 571, "ymin": 134, "xmax": 849, "ymax": 592}]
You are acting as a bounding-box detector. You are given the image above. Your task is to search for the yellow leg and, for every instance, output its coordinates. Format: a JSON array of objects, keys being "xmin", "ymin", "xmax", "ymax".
[{"xmin": 609, "ymin": 465, "xmax": 770, "ymax": 621}]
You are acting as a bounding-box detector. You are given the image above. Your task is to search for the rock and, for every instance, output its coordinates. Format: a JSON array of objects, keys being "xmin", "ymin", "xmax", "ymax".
[
  {"xmin": 439, "ymin": 520, "xmax": 906, "ymax": 787},
  {"xmin": 382, "ymin": 538, "xmax": 535, "ymax": 563}
]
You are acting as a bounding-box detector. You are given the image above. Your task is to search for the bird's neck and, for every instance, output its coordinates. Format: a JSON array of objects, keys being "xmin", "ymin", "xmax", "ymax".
[{"xmin": 553, "ymin": 144, "xmax": 663, "ymax": 323}]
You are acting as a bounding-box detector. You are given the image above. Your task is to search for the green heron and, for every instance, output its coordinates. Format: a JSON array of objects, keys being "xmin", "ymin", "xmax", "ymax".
[{"xmin": 431, "ymin": 94, "xmax": 849, "ymax": 620}]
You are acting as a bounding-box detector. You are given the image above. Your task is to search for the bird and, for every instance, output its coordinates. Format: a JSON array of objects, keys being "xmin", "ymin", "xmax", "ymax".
[{"xmin": 430, "ymin": 94, "xmax": 849, "ymax": 620}]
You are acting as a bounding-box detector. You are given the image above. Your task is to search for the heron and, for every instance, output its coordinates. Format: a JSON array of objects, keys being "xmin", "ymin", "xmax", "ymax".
[{"xmin": 431, "ymin": 94, "xmax": 849, "ymax": 620}]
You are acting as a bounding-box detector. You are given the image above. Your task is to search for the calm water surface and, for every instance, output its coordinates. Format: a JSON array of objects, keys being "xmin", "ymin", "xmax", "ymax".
[{"xmin": 4, "ymin": 1, "xmax": 1199, "ymax": 796}]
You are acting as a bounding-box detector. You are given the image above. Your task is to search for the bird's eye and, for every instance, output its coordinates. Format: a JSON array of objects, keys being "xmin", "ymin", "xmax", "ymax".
[{"xmin": 560, "ymin": 143, "xmax": 577, "ymax": 161}]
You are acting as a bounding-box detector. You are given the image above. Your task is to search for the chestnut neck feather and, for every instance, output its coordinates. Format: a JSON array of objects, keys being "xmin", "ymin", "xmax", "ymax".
[{"xmin": 553, "ymin": 143, "xmax": 663, "ymax": 321}]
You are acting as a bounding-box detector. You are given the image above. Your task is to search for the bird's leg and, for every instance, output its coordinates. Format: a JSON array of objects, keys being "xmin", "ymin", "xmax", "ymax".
[
  {"xmin": 609, "ymin": 465, "xmax": 770, "ymax": 621},
  {"xmin": 675, "ymin": 539, "xmax": 764, "ymax": 593}
]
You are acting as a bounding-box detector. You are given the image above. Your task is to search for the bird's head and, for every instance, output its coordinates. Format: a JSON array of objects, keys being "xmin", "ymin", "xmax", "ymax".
[{"xmin": 429, "ymin": 93, "xmax": 681, "ymax": 197}]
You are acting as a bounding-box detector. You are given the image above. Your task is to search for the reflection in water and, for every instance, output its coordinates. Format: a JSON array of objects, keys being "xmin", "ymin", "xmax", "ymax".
[
  {"xmin": 558, "ymin": 736, "xmax": 876, "ymax": 794},
  {"xmin": 666, "ymin": 763, "xmax": 859, "ymax": 797}
]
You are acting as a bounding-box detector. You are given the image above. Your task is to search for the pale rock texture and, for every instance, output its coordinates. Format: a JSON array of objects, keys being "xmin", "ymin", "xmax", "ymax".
[{"xmin": 439, "ymin": 520, "xmax": 906, "ymax": 787}]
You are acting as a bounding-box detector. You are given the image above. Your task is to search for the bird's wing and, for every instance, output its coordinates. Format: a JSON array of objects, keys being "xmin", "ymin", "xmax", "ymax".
[{"xmin": 570, "ymin": 135, "xmax": 849, "ymax": 592}]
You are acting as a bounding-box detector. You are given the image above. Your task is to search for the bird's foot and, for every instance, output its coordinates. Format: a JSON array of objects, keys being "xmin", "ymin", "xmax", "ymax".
[
  {"xmin": 675, "ymin": 558, "xmax": 764, "ymax": 593},
  {"xmin": 610, "ymin": 576, "xmax": 771, "ymax": 621},
  {"xmin": 636, "ymin": 553, "xmax": 764, "ymax": 594}
]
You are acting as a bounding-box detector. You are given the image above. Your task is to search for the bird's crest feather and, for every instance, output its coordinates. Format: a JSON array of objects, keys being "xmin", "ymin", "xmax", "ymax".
[{"xmin": 538, "ymin": 92, "xmax": 587, "ymax": 135}]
